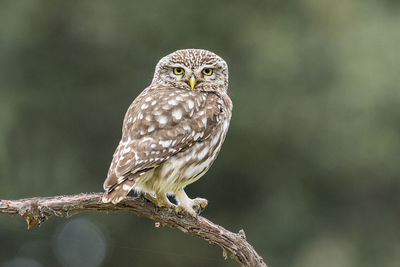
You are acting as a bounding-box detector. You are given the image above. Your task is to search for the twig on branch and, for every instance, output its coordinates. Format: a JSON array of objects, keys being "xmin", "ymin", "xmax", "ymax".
[{"xmin": 0, "ymin": 193, "xmax": 267, "ymax": 267}]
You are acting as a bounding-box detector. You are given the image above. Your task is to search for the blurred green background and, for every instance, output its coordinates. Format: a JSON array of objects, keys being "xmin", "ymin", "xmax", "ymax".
[{"xmin": 1, "ymin": 0, "xmax": 400, "ymax": 266}]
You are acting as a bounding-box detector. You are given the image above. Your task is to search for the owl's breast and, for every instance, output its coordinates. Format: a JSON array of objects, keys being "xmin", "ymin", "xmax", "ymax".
[
  {"xmin": 138, "ymin": 115, "xmax": 230, "ymax": 194},
  {"xmin": 132, "ymin": 90, "xmax": 232, "ymax": 195}
]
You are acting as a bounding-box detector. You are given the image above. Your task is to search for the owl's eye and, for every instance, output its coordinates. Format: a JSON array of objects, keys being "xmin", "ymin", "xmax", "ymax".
[
  {"xmin": 173, "ymin": 67, "xmax": 184, "ymax": 75},
  {"xmin": 202, "ymin": 68, "xmax": 213, "ymax": 76}
]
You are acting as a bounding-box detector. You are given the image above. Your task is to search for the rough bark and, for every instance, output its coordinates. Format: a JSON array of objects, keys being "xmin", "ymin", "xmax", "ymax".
[{"xmin": 0, "ymin": 193, "xmax": 267, "ymax": 267}]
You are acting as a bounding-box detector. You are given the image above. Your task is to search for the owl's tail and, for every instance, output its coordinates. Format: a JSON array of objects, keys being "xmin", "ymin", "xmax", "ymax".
[{"xmin": 102, "ymin": 178, "xmax": 136, "ymax": 204}]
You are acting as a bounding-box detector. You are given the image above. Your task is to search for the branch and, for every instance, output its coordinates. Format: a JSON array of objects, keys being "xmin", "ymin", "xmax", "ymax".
[{"xmin": 0, "ymin": 193, "xmax": 267, "ymax": 267}]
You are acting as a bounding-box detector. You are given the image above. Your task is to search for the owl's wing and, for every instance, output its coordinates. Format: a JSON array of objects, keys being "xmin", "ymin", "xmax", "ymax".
[{"xmin": 103, "ymin": 87, "xmax": 223, "ymax": 195}]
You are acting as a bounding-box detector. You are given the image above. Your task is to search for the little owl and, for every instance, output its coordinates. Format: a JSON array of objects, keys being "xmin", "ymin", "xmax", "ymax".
[{"xmin": 102, "ymin": 49, "xmax": 232, "ymax": 216}]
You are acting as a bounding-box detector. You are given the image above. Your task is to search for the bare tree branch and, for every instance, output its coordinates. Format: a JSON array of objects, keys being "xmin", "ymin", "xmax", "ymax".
[{"xmin": 0, "ymin": 193, "xmax": 267, "ymax": 267}]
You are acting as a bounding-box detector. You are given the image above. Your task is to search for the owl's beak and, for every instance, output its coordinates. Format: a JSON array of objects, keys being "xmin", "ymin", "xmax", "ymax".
[{"xmin": 189, "ymin": 75, "xmax": 197, "ymax": 89}]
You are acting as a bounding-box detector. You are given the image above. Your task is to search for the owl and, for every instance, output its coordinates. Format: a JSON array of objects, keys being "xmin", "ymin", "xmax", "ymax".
[{"xmin": 102, "ymin": 49, "xmax": 232, "ymax": 216}]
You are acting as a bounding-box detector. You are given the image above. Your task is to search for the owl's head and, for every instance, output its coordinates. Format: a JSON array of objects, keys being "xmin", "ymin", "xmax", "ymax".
[{"xmin": 151, "ymin": 49, "xmax": 228, "ymax": 92}]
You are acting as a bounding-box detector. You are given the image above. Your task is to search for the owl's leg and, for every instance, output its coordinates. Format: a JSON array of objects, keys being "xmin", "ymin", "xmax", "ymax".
[
  {"xmin": 142, "ymin": 192, "xmax": 174, "ymax": 208},
  {"xmin": 175, "ymin": 188, "xmax": 208, "ymax": 217},
  {"xmin": 155, "ymin": 192, "xmax": 175, "ymax": 208}
]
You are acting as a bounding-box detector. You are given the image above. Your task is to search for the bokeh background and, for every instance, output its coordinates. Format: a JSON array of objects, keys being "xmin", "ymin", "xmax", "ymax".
[{"xmin": 1, "ymin": 0, "xmax": 399, "ymax": 266}]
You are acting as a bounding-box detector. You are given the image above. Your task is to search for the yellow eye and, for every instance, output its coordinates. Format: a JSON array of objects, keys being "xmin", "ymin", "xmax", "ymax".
[
  {"xmin": 173, "ymin": 67, "xmax": 184, "ymax": 75},
  {"xmin": 202, "ymin": 68, "xmax": 213, "ymax": 76}
]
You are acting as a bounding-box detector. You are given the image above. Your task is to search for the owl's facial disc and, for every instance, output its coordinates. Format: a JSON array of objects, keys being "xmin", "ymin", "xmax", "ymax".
[{"xmin": 152, "ymin": 49, "xmax": 228, "ymax": 92}]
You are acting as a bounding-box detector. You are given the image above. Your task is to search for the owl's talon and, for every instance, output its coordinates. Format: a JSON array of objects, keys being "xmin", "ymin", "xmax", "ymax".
[
  {"xmin": 187, "ymin": 208, "xmax": 197, "ymax": 217},
  {"xmin": 143, "ymin": 193, "xmax": 158, "ymax": 205},
  {"xmin": 192, "ymin": 198, "xmax": 208, "ymax": 214},
  {"xmin": 156, "ymin": 194, "xmax": 176, "ymax": 209},
  {"xmin": 175, "ymin": 206, "xmax": 184, "ymax": 213},
  {"xmin": 175, "ymin": 190, "xmax": 208, "ymax": 217},
  {"xmin": 157, "ymin": 202, "xmax": 176, "ymax": 209},
  {"xmin": 174, "ymin": 205, "xmax": 196, "ymax": 217},
  {"xmin": 196, "ymin": 198, "xmax": 208, "ymax": 209}
]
